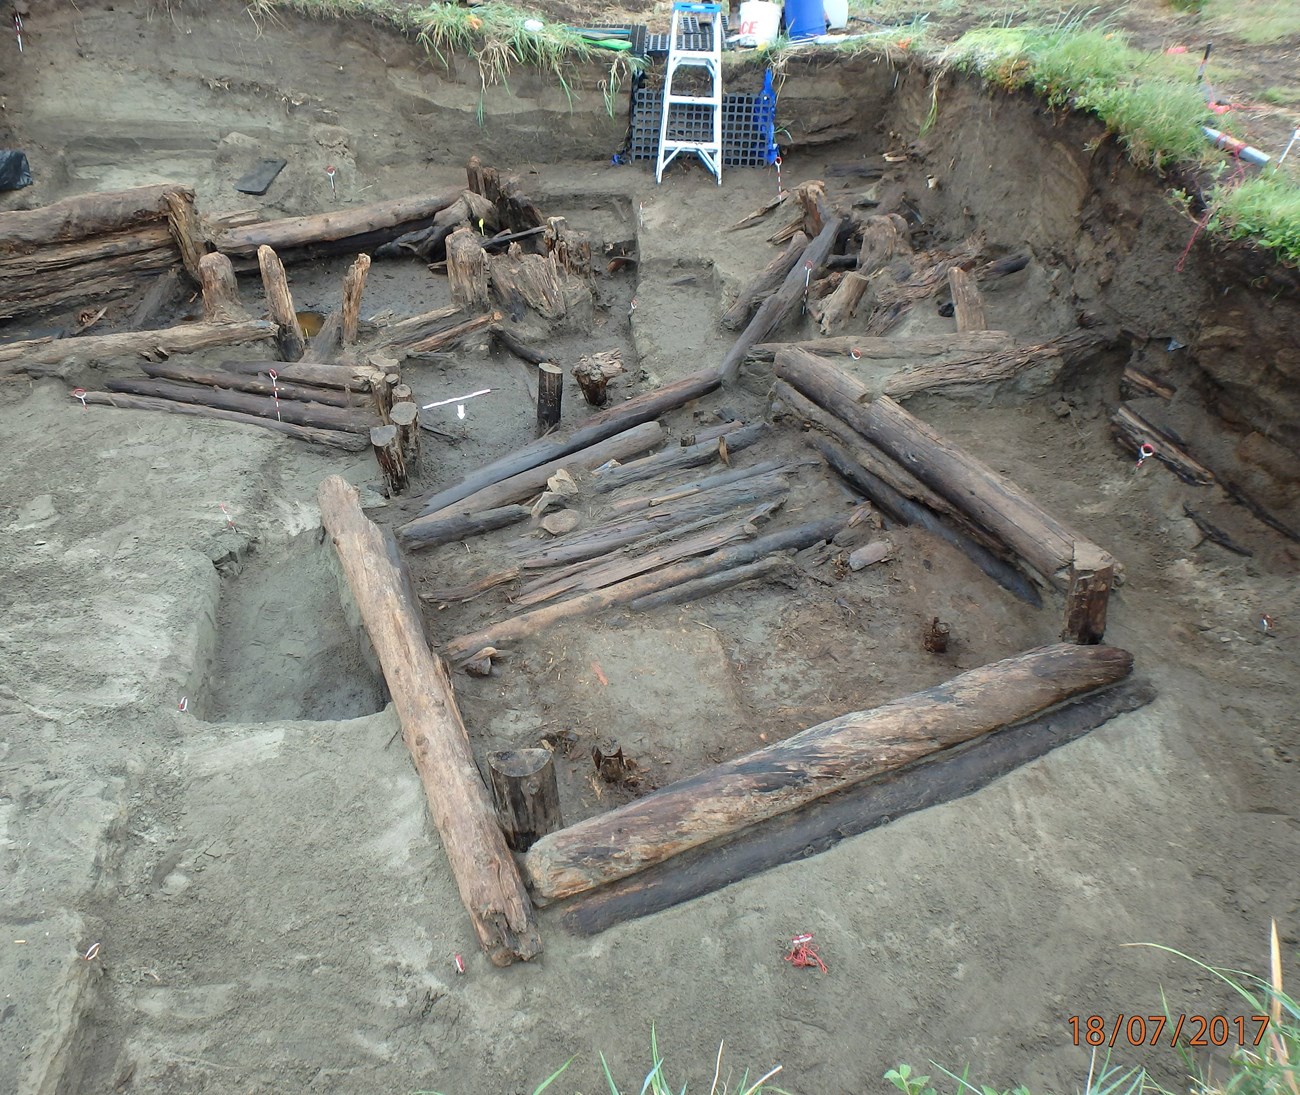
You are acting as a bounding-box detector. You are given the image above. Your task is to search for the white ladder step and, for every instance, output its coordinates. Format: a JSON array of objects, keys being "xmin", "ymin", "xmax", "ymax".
[{"xmin": 665, "ymin": 94, "xmax": 719, "ymax": 105}]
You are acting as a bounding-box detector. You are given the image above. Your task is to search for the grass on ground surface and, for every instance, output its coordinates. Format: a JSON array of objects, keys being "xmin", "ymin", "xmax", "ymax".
[{"xmin": 890, "ymin": 924, "xmax": 1299, "ymax": 1095}]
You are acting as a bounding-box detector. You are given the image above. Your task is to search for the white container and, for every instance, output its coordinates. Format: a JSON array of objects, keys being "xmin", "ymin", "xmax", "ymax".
[
  {"xmin": 735, "ymin": 0, "xmax": 781, "ymax": 47},
  {"xmin": 823, "ymin": 0, "xmax": 848, "ymax": 30}
]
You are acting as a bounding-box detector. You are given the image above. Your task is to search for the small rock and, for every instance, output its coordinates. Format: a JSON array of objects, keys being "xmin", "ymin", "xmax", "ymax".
[
  {"xmin": 1052, "ymin": 398, "xmax": 1073, "ymax": 419},
  {"xmin": 161, "ymin": 871, "xmax": 191, "ymax": 897},
  {"xmin": 849, "ymin": 539, "xmax": 894, "ymax": 570},
  {"xmin": 540, "ymin": 510, "xmax": 580, "ymax": 535},
  {"xmin": 463, "ymin": 647, "xmax": 497, "ymax": 677}
]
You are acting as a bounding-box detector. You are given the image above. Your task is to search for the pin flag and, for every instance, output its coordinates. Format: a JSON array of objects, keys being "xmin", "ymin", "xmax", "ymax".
[
  {"xmin": 1136, "ymin": 442, "xmax": 1156, "ymax": 469},
  {"xmin": 453, "ymin": 953, "xmax": 465, "ymax": 974},
  {"xmin": 850, "ymin": 347, "xmax": 862, "ymax": 361},
  {"xmin": 325, "ymin": 164, "xmax": 337, "ymax": 199},
  {"xmin": 178, "ymin": 697, "xmax": 188, "ymax": 713},
  {"xmin": 13, "ymin": 11, "xmax": 22, "ymax": 52},
  {"xmin": 1280, "ymin": 128, "xmax": 1300, "ymax": 165},
  {"xmin": 774, "ymin": 154, "xmax": 783, "ymax": 194},
  {"xmin": 71, "ymin": 388, "xmax": 88, "ymax": 409},
  {"xmin": 219, "ymin": 503, "xmax": 237, "ymax": 530},
  {"xmin": 268, "ymin": 368, "xmax": 282, "ymax": 422}
]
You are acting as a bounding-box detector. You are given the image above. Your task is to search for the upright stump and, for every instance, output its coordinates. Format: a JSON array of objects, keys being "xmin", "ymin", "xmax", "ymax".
[
  {"xmin": 257, "ymin": 244, "xmax": 307, "ymax": 362},
  {"xmin": 370, "ymin": 423, "xmax": 407, "ymax": 495},
  {"xmin": 536, "ymin": 362, "xmax": 563, "ymax": 436},
  {"xmin": 389, "ymin": 400, "xmax": 420, "ymax": 474},
  {"xmin": 1061, "ymin": 542, "xmax": 1115, "ymax": 644},
  {"xmin": 487, "ymin": 749, "xmax": 563, "ymax": 852}
]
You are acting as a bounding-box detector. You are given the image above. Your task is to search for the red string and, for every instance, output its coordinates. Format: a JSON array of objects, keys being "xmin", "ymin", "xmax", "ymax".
[{"xmin": 1175, "ymin": 160, "xmax": 1246, "ymax": 273}]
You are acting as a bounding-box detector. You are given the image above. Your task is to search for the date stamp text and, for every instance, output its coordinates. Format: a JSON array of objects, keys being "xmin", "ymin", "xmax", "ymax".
[{"xmin": 1067, "ymin": 1015, "xmax": 1271, "ymax": 1048}]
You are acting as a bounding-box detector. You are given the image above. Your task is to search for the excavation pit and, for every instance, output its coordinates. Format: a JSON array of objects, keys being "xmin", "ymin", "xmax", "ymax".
[{"xmin": 2, "ymin": 3, "xmax": 1298, "ymax": 1093}]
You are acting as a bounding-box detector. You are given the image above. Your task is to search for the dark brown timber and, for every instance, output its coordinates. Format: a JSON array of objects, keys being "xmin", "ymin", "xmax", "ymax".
[{"xmin": 488, "ymin": 749, "xmax": 563, "ymax": 853}]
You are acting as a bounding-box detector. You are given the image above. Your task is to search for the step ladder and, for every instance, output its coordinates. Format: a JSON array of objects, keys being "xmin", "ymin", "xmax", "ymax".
[{"xmin": 655, "ymin": 1, "xmax": 724, "ymax": 185}]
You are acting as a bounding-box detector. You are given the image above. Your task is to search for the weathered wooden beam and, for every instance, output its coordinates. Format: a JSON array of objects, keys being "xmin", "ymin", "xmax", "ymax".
[
  {"xmin": 257, "ymin": 245, "xmax": 307, "ymax": 362},
  {"xmin": 524, "ymin": 643, "xmax": 1134, "ymax": 902},
  {"xmin": 340, "ymin": 253, "xmax": 371, "ymax": 346},
  {"xmin": 947, "ymin": 266, "xmax": 987, "ymax": 332},
  {"xmin": 1060, "ymin": 541, "xmax": 1115, "ymax": 644},
  {"xmin": 318, "ymin": 476, "xmax": 542, "ymax": 965},
  {"xmin": 720, "ymin": 232, "xmax": 808, "ymax": 331},
  {"xmin": 198, "ymin": 252, "xmax": 247, "ymax": 324}
]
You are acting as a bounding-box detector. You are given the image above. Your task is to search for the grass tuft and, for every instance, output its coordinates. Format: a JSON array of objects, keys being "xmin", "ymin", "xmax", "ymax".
[{"xmin": 1209, "ymin": 170, "xmax": 1300, "ymax": 263}]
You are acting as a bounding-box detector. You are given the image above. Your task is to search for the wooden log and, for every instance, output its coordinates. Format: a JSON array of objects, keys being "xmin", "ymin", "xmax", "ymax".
[
  {"xmin": 139, "ymin": 361, "xmax": 357, "ymax": 408},
  {"xmin": 775, "ymin": 347, "xmax": 1105, "ymax": 589},
  {"xmin": 127, "ymin": 267, "xmax": 184, "ymax": 331},
  {"xmin": 0, "ymin": 222, "xmax": 174, "ymax": 276},
  {"xmin": 561, "ymin": 677, "xmax": 1156, "ymax": 934},
  {"xmin": 0, "ymin": 183, "xmax": 193, "ymax": 248},
  {"xmin": 340, "ymin": 253, "xmax": 371, "ymax": 346},
  {"xmin": 523, "ymin": 643, "xmax": 1133, "ymax": 901},
  {"xmin": 198, "ymin": 252, "xmax": 247, "ymax": 324},
  {"xmin": 720, "ymin": 232, "xmax": 808, "ymax": 331},
  {"xmin": 883, "ymin": 328, "xmax": 1119, "ymax": 400},
  {"xmin": 377, "ymin": 305, "xmax": 464, "ymax": 347},
  {"xmin": 163, "ymin": 188, "xmax": 207, "ymax": 281},
  {"xmin": 317, "ymin": 476, "xmax": 542, "ymax": 965},
  {"xmin": 406, "ymin": 311, "xmax": 499, "ymax": 355},
  {"xmin": 545, "ymin": 216, "xmax": 592, "ymax": 278},
  {"xmin": 1111, "ymin": 404, "xmax": 1215, "ymax": 485},
  {"xmin": 1121, "ymin": 365, "xmax": 1175, "ymax": 401},
  {"xmin": 257, "ymin": 245, "xmax": 307, "ymax": 362},
  {"xmin": 0, "ymin": 243, "xmax": 182, "ymax": 319},
  {"xmin": 816, "ymin": 271, "xmax": 871, "ymax": 334},
  {"xmin": 489, "ymin": 246, "xmax": 572, "ymax": 321},
  {"xmin": 79, "ymin": 391, "xmax": 367, "ymax": 450},
  {"xmin": 805, "ymin": 432, "xmax": 1041, "ymax": 606},
  {"xmin": 443, "ymin": 518, "xmax": 842, "ymax": 662},
  {"xmin": 627, "ymin": 554, "xmax": 790, "ymax": 612},
  {"xmin": 370, "ymin": 424, "xmax": 408, "ymax": 495},
  {"xmin": 1061, "ymin": 541, "xmax": 1115, "ymax": 644},
  {"xmin": 719, "ymin": 215, "xmax": 847, "ymax": 385},
  {"xmin": 536, "ymin": 363, "xmax": 563, "ymax": 436},
  {"xmin": 947, "ymin": 266, "xmax": 987, "ymax": 332},
  {"xmin": 466, "ymin": 155, "xmax": 497, "ymax": 198},
  {"xmin": 487, "ymin": 750, "xmax": 563, "ymax": 853},
  {"xmin": 748, "ymin": 330, "xmax": 1015, "ymax": 366},
  {"xmin": 222, "ymin": 358, "xmax": 376, "ymax": 392},
  {"xmin": 608, "ymin": 459, "xmax": 790, "ymax": 515},
  {"xmin": 390, "ymin": 401, "xmax": 421, "ymax": 472},
  {"xmin": 727, "ymin": 193, "xmax": 787, "ymax": 232},
  {"xmin": 411, "ymin": 421, "xmax": 666, "ymax": 525},
  {"xmin": 413, "ymin": 368, "xmax": 720, "ymax": 517},
  {"xmin": 855, "ymin": 213, "xmax": 910, "ymax": 270},
  {"xmin": 372, "ymin": 190, "xmax": 497, "ymax": 263},
  {"xmin": 104, "ymin": 376, "xmax": 377, "ymax": 433},
  {"xmin": 518, "ymin": 472, "xmax": 790, "ymax": 571},
  {"xmin": 447, "ymin": 227, "xmax": 491, "ymax": 309},
  {"xmin": 491, "ymin": 324, "xmax": 550, "ymax": 366},
  {"xmin": 589, "ymin": 422, "xmax": 762, "ymax": 494},
  {"xmin": 400, "ymin": 504, "xmax": 533, "ymax": 552},
  {"xmin": 0, "ymin": 319, "xmax": 277, "ymax": 375},
  {"xmin": 214, "ymin": 188, "xmax": 463, "ymax": 257}
]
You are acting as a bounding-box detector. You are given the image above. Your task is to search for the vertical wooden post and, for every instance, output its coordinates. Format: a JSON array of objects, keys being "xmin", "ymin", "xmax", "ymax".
[
  {"xmin": 370, "ymin": 423, "xmax": 407, "ymax": 495},
  {"xmin": 257, "ymin": 244, "xmax": 307, "ymax": 362},
  {"xmin": 536, "ymin": 363, "xmax": 563, "ymax": 436},
  {"xmin": 1061, "ymin": 542, "xmax": 1115, "ymax": 644},
  {"xmin": 164, "ymin": 188, "xmax": 207, "ymax": 281},
  {"xmin": 341, "ymin": 253, "xmax": 372, "ymax": 346},
  {"xmin": 947, "ymin": 267, "xmax": 987, "ymax": 332},
  {"xmin": 447, "ymin": 227, "xmax": 490, "ymax": 309},
  {"xmin": 390, "ymin": 401, "xmax": 420, "ymax": 474},
  {"xmin": 488, "ymin": 749, "xmax": 563, "ymax": 852},
  {"xmin": 198, "ymin": 252, "xmax": 246, "ymax": 324}
]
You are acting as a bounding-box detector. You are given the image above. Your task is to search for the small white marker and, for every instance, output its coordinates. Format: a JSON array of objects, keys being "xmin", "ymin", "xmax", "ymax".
[{"xmin": 456, "ymin": 404, "xmax": 466, "ymax": 420}]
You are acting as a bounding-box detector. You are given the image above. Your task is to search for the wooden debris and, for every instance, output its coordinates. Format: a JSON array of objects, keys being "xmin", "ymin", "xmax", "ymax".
[
  {"xmin": 198, "ymin": 252, "xmax": 247, "ymax": 324},
  {"xmin": 536, "ymin": 362, "xmax": 564, "ymax": 436},
  {"xmin": 491, "ymin": 324, "xmax": 550, "ymax": 366},
  {"xmin": 1183, "ymin": 505, "xmax": 1253, "ymax": 557},
  {"xmin": 257, "ymin": 245, "xmax": 306, "ymax": 362},
  {"xmin": 78, "ymin": 391, "xmax": 367, "ymax": 449},
  {"xmin": 413, "ymin": 369, "xmax": 720, "ymax": 517},
  {"xmin": 488, "ymin": 750, "xmax": 563, "ymax": 852},
  {"xmin": 340, "ymin": 253, "xmax": 371, "ymax": 346},
  {"xmin": 443, "ymin": 519, "xmax": 842, "ymax": 662},
  {"xmin": 946, "ymin": 266, "xmax": 987, "ymax": 332},
  {"xmin": 719, "ymin": 215, "xmax": 848, "ymax": 385},
  {"xmin": 447, "ymin": 227, "xmax": 491, "ymax": 309},
  {"xmin": 627, "ymin": 554, "xmax": 790, "ymax": 611},
  {"xmin": 105, "ymin": 376, "xmax": 378, "ymax": 433},
  {"xmin": 405, "ymin": 311, "xmax": 500, "ymax": 355},
  {"xmin": 572, "ymin": 350, "xmax": 624, "ymax": 407},
  {"xmin": 399, "ymin": 504, "xmax": 533, "ymax": 553},
  {"xmin": 318, "ymin": 476, "xmax": 542, "ymax": 965},
  {"xmin": 0, "ymin": 319, "xmax": 277, "ymax": 377},
  {"xmin": 545, "ymin": 216, "xmax": 592, "ymax": 278},
  {"xmin": 489, "ymin": 244, "xmax": 582, "ymax": 321},
  {"xmin": 922, "ymin": 617, "xmax": 951, "ymax": 653},
  {"xmin": 848, "ymin": 540, "xmax": 893, "ymax": 570},
  {"xmin": 126, "ymin": 268, "xmax": 185, "ymax": 331},
  {"xmin": 727, "ymin": 192, "xmax": 787, "ymax": 232},
  {"xmin": 405, "ymin": 420, "xmax": 666, "ymax": 529},
  {"xmin": 370, "ymin": 423, "xmax": 408, "ymax": 495},
  {"xmin": 389, "ymin": 401, "xmax": 420, "ymax": 472},
  {"xmin": 1060, "ymin": 541, "xmax": 1116, "ymax": 644},
  {"xmin": 139, "ymin": 361, "xmax": 356, "ymax": 408},
  {"xmin": 523, "ymin": 643, "xmax": 1134, "ymax": 902},
  {"xmin": 721, "ymin": 232, "xmax": 809, "ymax": 331},
  {"xmin": 214, "ymin": 188, "xmax": 463, "ymax": 257},
  {"xmin": 1112, "ymin": 404, "xmax": 1216, "ymax": 485}
]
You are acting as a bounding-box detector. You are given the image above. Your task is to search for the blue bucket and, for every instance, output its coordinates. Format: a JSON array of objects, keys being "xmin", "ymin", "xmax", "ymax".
[{"xmin": 783, "ymin": 0, "xmax": 825, "ymax": 39}]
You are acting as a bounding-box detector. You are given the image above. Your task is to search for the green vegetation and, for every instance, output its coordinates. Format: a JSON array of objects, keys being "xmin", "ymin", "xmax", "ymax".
[
  {"xmin": 1210, "ymin": 169, "xmax": 1300, "ymax": 260},
  {"xmin": 251, "ymin": 0, "xmax": 640, "ymax": 118},
  {"xmin": 890, "ymin": 925, "xmax": 1299, "ymax": 1095},
  {"xmin": 938, "ymin": 24, "xmax": 1212, "ymax": 168}
]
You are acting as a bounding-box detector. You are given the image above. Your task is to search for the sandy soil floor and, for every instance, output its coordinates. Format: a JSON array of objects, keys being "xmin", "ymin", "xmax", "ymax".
[{"xmin": 1, "ymin": 5, "xmax": 1298, "ymax": 1095}]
